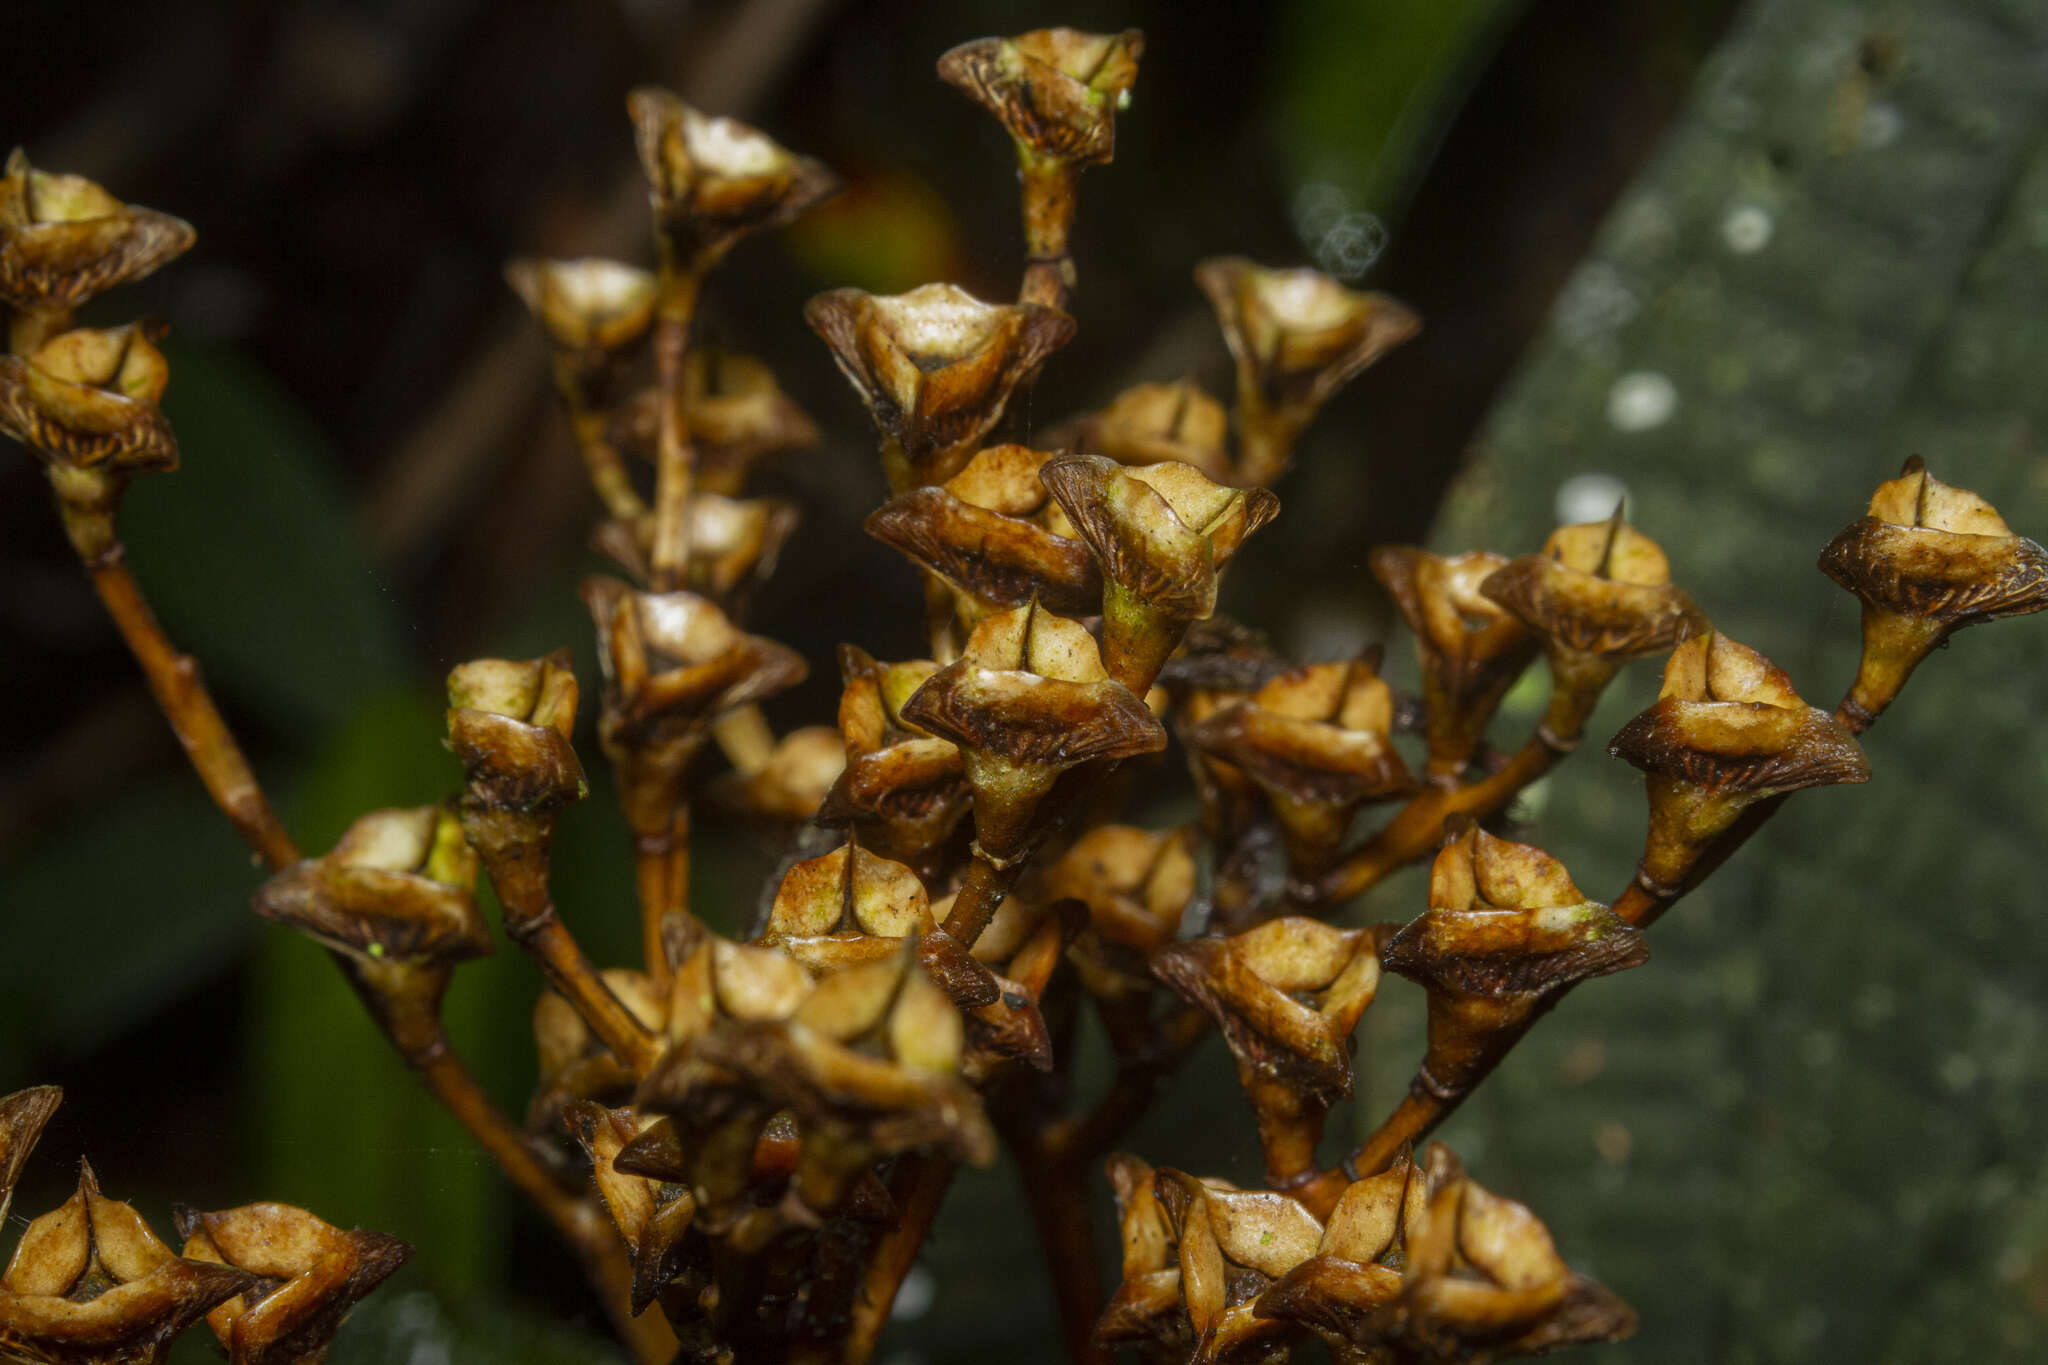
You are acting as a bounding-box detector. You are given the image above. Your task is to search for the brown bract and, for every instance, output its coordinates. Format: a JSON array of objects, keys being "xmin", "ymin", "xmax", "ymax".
[
  {"xmin": 899, "ymin": 600, "xmax": 1166, "ymax": 857},
  {"xmin": 936, "ymin": 28, "xmax": 1144, "ymax": 166},
  {"xmin": 1053, "ymin": 378, "xmax": 1234, "ymax": 483},
  {"xmin": 1153, "ymin": 917, "xmax": 1380, "ymax": 1107},
  {"xmin": 1607, "ymin": 631, "xmax": 1868, "ymax": 798},
  {"xmin": 447, "ymin": 651, "xmax": 586, "ymax": 814},
  {"xmin": 1, "ymin": 1087, "xmax": 64, "ymax": 1231},
  {"xmin": 1183, "ymin": 655, "xmax": 1414, "ymax": 872},
  {"xmin": 0, "ymin": 149, "xmax": 195, "ymax": 312},
  {"xmin": 865, "ymin": 445, "xmax": 1100, "ymax": 617},
  {"xmin": 816, "ymin": 647, "xmax": 972, "ymax": 866},
  {"xmin": 626, "ymin": 90, "xmax": 838, "ymax": 276},
  {"xmin": 565, "ymin": 1105, "xmax": 700, "ymax": 1315},
  {"xmin": 1262, "ymin": 1145, "xmax": 1635, "ymax": 1363},
  {"xmin": 175, "ymin": 1202, "xmax": 411, "ymax": 1365},
  {"xmin": 1, "ymin": 1162, "xmax": 257, "ymax": 1365},
  {"xmin": 0, "ymin": 323, "xmax": 177, "ymax": 474},
  {"xmin": 804, "ymin": 283, "xmax": 1074, "ymax": 489},
  {"xmin": 1382, "ymin": 826, "xmax": 1646, "ymax": 1101},
  {"xmin": 251, "ymin": 806, "xmax": 489, "ymax": 969},
  {"xmin": 1373, "ymin": 548, "xmax": 1540, "ymax": 778}
]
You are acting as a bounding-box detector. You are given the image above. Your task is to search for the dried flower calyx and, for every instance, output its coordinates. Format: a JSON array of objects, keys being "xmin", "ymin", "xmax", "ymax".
[
  {"xmin": 0, "ymin": 148, "xmax": 195, "ymax": 312},
  {"xmin": 937, "ymin": 29, "xmax": 1144, "ymax": 166},
  {"xmin": 1, "ymin": 1162, "xmax": 257, "ymax": 1365},
  {"xmin": 174, "ymin": 1202, "xmax": 411, "ymax": 1365},
  {"xmin": 865, "ymin": 444, "xmax": 1100, "ymax": 617},
  {"xmin": 1052, "ymin": 378, "xmax": 1234, "ymax": 483},
  {"xmin": 504, "ymin": 258, "xmax": 658, "ymax": 374},
  {"xmin": 806, "ymin": 283, "xmax": 1074, "ymax": 490},
  {"xmin": 1381, "ymin": 824, "xmax": 1646, "ymax": 1102},
  {"xmin": 446, "ymin": 651, "xmax": 586, "ymax": 814},
  {"xmin": 761, "ymin": 841, "xmax": 938, "ymax": 972},
  {"xmin": 1819, "ymin": 456, "xmax": 2048, "ymax": 728},
  {"xmin": 0, "ymin": 322, "xmax": 178, "ymax": 475},
  {"xmin": 816, "ymin": 646, "xmax": 972, "ymax": 865},
  {"xmin": 627, "ymin": 90, "xmax": 838, "ymax": 276}
]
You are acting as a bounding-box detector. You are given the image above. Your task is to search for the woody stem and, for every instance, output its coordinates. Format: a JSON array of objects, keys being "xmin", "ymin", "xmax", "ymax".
[
  {"xmin": 633, "ymin": 803, "xmax": 691, "ymax": 986},
  {"xmin": 1018, "ymin": 154, "xmax": 1079, "ymax": 314},
  {"xmin": 648, "ymin": 269, "xmax": 702, "ymax": 592}
]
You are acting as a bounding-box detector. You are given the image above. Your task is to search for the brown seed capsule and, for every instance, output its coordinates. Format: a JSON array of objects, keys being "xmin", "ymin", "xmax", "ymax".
[
  {"xmin": 899, "ymin": 600, "xmax": 1167, "ymax": 864},
  {"xmin": 0, "ymin": 322, "xmax": 177, "ymax": 474},
  {"xmin": 529, "ymin": 969, "xmax": 666, "ymax": 1131},
  {"xmin": 592, "ymin": 492, "xmax": 799, "ymax": 599},
  {"xmin": 626, "ymin": 90, "xmax": 839, "ymax": 277},
  {"xmin": 1146, "ymin": 1168, "xmax": 1323, "ymax": 1362},
  {"xmin": 0, "ymin": 1087, "xmax": 63, "ymax": 1232},
  {"xmin": 1195, "ymin": 258, "xmax": 1420, "ymax": 486},
  {"xmin": 1096, "ymin": 1154, "xmax": 1191, "ymax": 1355},
  {"xmin": 1050, "ymin": 378, "xmax": 1235, "ymax": 484},
  {"xmin": 447, "ymin": 651, "xmax": 586, "ymax": 816},
  {"xmin": 805, "ymin": 283, "xmax": 1075, "ymax": 491},
  {"xmin": 1042, "ymin": 454, "xmax": 1280, "ymax": 694},
  {"xmin": 1372, "ymin": 547, "xmax": 1541, "ymax": 782},
  {"xmin": 1260, "ymin": 1144, "xmax": 1635, "ymax": 1362},
  {"xmin": 251, "ymin": 806, "xmax": 488, "ymax": 1058},
  {"xmin": 1253, "ymin": 1146, "xmax": 1429, "ymax": 1350},
  {"xmin": 0, "ymin": 149, "xmax": 195, "ymax": 314},
  {"xmin": 816, "ymin": 647, "xmax": 973, "ymax": 869},
  {"xmin": 565, "ymin": 1104, "xmax": 700, "ymax": 1316},
  {"xmin": 865, "ymin": 444, "xmax": 1101, "ymax": 619},
  {"xmin": 175, "ymin": 1202, "xmax": 412, "ymax": 1365},
  {"xmin": 1607, "ymin": 631, "xmax": 1869, "ymax": 903},
  {"xmin": 1182, "ymin": 653, "xmax": 1415, "ymax": 876},
  {"xmin": 1153, "ymin": 918, "xmax": 1380, "ymax": 1186},
  {"xmin": 936, "ymin": 28, "xmax": 1143, "ymax": 167},
  {"xmin": 1819, "ymin": 455, "xmax": 2048, "ymax": 731},
  {"xmin": 0, "ymin": 1162, "xmax": 258, "ymax": 1365},
  {"xmin": 1480, "ymin": 506, "xmax": 1705, "ymax": 746},
  {"xmin": 1043, "ymin": 824, "xmax": 1197, "ymax": 999},
  {"xmin": 1381, "ymin": 825, "xmax": 1647, "ymax": 1106},
  {"xmin": 606, "ymin": 347, "xmax": 822, "ymax": 497},
  {"xmin": 707, "ymin": 724, "xmax": 846, "ymax": 823},
  {"xmin": 761, "ymin": 842, "xmax": 939, "ymax": 974},
  {"xmin": 505, "ymin": 258, "xmax": 658, "ymax": 390}
]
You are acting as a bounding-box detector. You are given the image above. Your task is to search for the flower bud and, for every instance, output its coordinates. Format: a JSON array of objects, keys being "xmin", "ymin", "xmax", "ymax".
[
  {"xmin": 1607, "ymin": 631, "xmax": 1869, "ymax": 902},
  {"xmin": 1051, "ymin": 378, "xmax": 1234, "ymax": 483},
  {"xmin": 1372, "ymin": 547, "xmax": 1540, "ymax": 781},
  {"xmin": 1382, "ymin": 824, "xmax": 1646, "ymax": 1104},
  {"xmin": 0, "ymin": 1086, "xmax": 62, "ymax": 1231},
  {"xmin": 626, "ymin": 90, "xmax": 839, "ymax": 277},
  {"xmin": 1183, "ymin": 653, "xmax": 1415, "ymax": 875},
  {"xmin": 174, "ymin": 1202, "xmax": 412, "ymax": 1365},
  {"xmin": 1819, "ymin": 456, "xmax": 2048, "ymax": 730},
  {"xmin": 0, "ymin": 148, "xmax": 195, "ymax": 313},
  {"xmin": 805, "ymin": 283, "xmax": 1074, "ymax": 490},
  {"xmin": 1480, "ymin": 506, "xmax": 1705, "ymax": 745},
  {"xmin": 936, "ymin": 29, "xmax": 1143, "ymax": 168},
  {"xmin": 1195, "ymin": 257, "xmax": 1419, "ymax": 485},
  {"xmin": 0, "ymin": 322, "xmax": 177, "ymax": 474},
  {"xmin": 899, "ymin": 600, "xmax": 1166, "ymax": 863},
  {"xmin": 815, "ymin": 646, "xmax": 972, "ymax": 868},
  {"xmin": 1, "ymin": 1161, "xmax": 258, "ymax": 1365},
  {"xmin": 1153, "ymin": 917, "xmax": 1380, "ymax": 1185},
  {"xmin": 1042, "ymin": 454, "xmax": 1279, "ymax": 693},
  {"xmin": 865, "ymin": 444, "xmax": 1101, "ymax": 619}
]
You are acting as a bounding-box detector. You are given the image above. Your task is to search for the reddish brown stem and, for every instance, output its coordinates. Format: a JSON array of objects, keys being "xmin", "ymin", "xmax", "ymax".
[
  {"xmin": 1009, "ymin": 1133, "xmax": 1111, "ymax": 1365},
  {"xmin": 633, "ymin": 804, "xmax": 690, "ymax": 986},
  {"xmin": 648, "ymin": 273, "xmax": 702, "ymax": 591},
  {"xmin": 842, "ymin": 1154, "xmax": 957, "ymax": 1365}
]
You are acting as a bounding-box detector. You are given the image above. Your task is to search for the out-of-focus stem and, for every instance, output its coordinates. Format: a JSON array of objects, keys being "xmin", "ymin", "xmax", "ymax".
[
  {"xmin": 567, "ymin": 405, "xmax": 648, "ymax": 524},
  {"xmin": 648, "ymin": 270, "xmax": 702, "ymax": 591},
  {"xmin": 1006, "ymin": 1127, "xmax": 1111, "ymax": 1365},
  {"xmin": 841, "ymin": 1154, "xmax": 957, "ymax": 1365},
  {"xmin": 633, "ymin": 804, "xmax": 691, "ymax": 985}
]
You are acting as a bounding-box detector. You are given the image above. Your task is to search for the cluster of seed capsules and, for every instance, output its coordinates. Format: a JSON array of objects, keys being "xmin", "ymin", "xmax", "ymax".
[{"xmin": 6, "ymin": 24, "xmax": 2048, "ymax": 1365}]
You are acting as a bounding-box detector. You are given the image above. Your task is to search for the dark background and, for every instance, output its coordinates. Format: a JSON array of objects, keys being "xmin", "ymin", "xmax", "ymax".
[{"xmin": 6, "ymin": 0, "xmax": 2046, "ymax": 1361}]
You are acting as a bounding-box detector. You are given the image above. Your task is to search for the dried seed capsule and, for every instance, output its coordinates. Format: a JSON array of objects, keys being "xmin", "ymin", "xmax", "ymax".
[
  {"xmin": 1372, "ymin": 547, "xmax": 1540, "ymax": 782},
  {"xmin": 1096, "ymin": 1154, "xmax": 1190, "ymax": 1355},
  {"xmin": 1042, "ymin": 824, "xmax": 1197, "ymax": 999},
  {"xmin": 0, "ymin": 322, "xmax": 177, "ymax": 474},
  {"xmin": 761, "ymin": 842, "xmax": 939, "ymax": 974},
  {"xmin": 0, "ymin": 1162, "xmax": 258, "ymax": 1365},
  {"xmin": 626, "ymin": 90, "xmax": 839, "ymax": 276},
  {"xmin": 1050, "ymin": 378, "xmax": 1234, "ymax": 483},
  {"xmin": 1042, "ymin": 454, "xmax": 1279, "ymax": 694},
  {"xmin": 1607, "ymin": 630, "xmax": 1869, "ymax": 905},
  {"xmin": 865, "ymin": 444, "xmax": 1101, "ymax": 619},
  {"xmin": 0, "ymin": 149, "xmax": 195, "ymax": 314},
  {"xmin": 1183, "ymin": 653, "xmax": 1415, "ymax": 876},
  {"xmin": 1381, "ymin": 824, "xmax": 1647, "ymax": 1106},
  {"xmin": 1195, "ymin": 257, "xmax": 1419, "ymax": 486},
  {"xmin": 1153, "ymin": 917, "xmax": 1381, "ymax": 1186},
  {"xmin": 529, "ymin": 968, "xmax": 666, "ymax": 1130},
  {"xmin": 899, "ymin": 600, "xmax": 1166, "ymax": 865},
  {"xmin": 1819, "ymin": 455, "xmax": 2048, "ymax": 731},
  {"xmin": 815, "ymin": 646, "xmax": 973, "ymax": 869},
  {"xmin": 708, "ymin": 724, "xmax": 845, "ymax": 823},
  {"xmin": 1480, "ymin": 506, "xmax": 1705, "ymax": 746},
  {"xmin": 174, "ymin": 1202, "xmax": 412, "ymax": 1365},
  {"xmin": 0, "ymin": 1087, "xmax": 63, "ymax": 1232},
  {"xmin": 447, "ymin": 651, "xmax": 586, "ymax": 817},
  {"xmin": 805, "ymin": 283, "xmax": 1074, "ymax": 490},
  {"xmin": 936, "ymin": 28, "xmax": 1143, "ymax": 167},
  {"xmin": 592, "ymin": 492, "xmax": 799, "ymax": 600},
  {"xmin": 606, "ymin": 347, "xmax": 821, "ymax": 496},
  {"xmin": 1254, "ymin": 1146, "xmax": 1429, "ymax": 1349},
  {"xmin": 1140, "ymin": 1167, "xmax": 1324, "ymax": 1362},
  {"xmin": 504, "ymin": 257, "xmax": 658, "ymax": 394}
]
